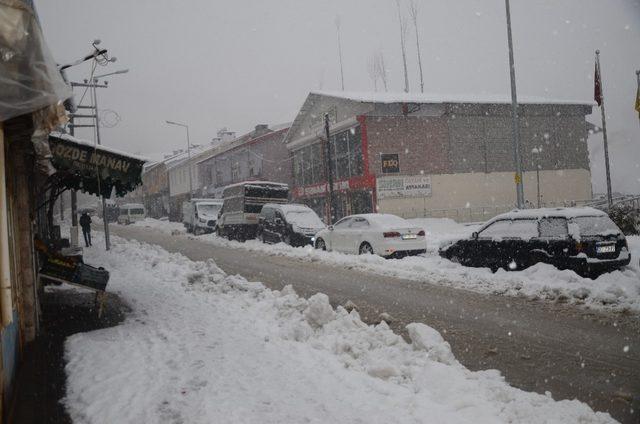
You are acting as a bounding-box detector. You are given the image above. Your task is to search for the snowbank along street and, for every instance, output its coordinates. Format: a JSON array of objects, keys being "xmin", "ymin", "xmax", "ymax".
[{"xmin": 64, "ymin": 233, "xmax": 617, "ymax": 424}]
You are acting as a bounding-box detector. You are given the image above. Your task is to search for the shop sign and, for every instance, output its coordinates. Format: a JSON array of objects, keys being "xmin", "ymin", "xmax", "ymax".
[
  {"xmin": 377, "ymin": 175, "xmax": 432, "ymax": 199},
  {"xmin": 295, "ymin": 180, "xmax": 349, "ymax": 197},
  {"xmin": 381, "ymin": 153, "xmax": 400, "ymax": 173},
  {"xmin": 49, "ymin": 135, "xmax": 145, "ymax": 197}
]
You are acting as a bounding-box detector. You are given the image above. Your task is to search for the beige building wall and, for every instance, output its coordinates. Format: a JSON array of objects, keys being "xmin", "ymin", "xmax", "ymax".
[{"xmin": 377, "ymin": 169, "xmax": 592, "ymax": 222}]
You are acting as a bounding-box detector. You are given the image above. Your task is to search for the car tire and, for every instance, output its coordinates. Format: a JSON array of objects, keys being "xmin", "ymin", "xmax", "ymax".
[
  {"xmin": 315, "ymin": 238, "xmax": 326, "ymax": 251},
  {"xmin": 359, "ymin": 242, "xmax": 374, "ymax": 255}
]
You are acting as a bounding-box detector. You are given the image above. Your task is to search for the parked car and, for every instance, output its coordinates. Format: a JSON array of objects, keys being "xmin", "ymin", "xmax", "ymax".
[
  {"xmin": 217, "ymin": 181, "xmax": 289, "ymax": 241},
  {"xmin": 182, "ymin": 198, "xmax": 222, "ymax": 234},
  {"xmin": 258, "ymin": 203, "xmax": 325, "ymax": 246},
  {"xmin": 439, "ymin": 207, "xmax": 631, "ymax": 276},
  {"xmin": 314, "ymin": 213, "xmax": 426, "ymax": 258},
  {"xmin": 117, "ymin": 203, "xmax": 146, "ymax": 225}
]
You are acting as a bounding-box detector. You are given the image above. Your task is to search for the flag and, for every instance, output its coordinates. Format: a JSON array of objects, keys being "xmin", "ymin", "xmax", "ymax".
[
  {"xmin": 594, "ymin": 61, "xmax": 602, "ymax": 106},
  {"xmin": 635, "ymin": 86, "xmax": 640, "ymax": 118}
]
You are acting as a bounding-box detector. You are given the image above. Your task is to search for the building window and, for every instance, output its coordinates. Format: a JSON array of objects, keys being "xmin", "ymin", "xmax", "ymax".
[
  {"xmin": 231, "ymin": 162, "xmax": 240, "ymax": 181},
  {"xmin": 293, "ymin": 126, "xmax": 362, "ymax": 187},
  {"xmin": 330, "ymin": 126, "xmax": 363, "ymax": 181}
]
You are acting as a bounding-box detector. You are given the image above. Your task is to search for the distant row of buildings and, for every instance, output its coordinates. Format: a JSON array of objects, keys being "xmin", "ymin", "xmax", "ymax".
[{"xmin": 128, "ymin": 91, "xmax": 595, "ymax": 223}]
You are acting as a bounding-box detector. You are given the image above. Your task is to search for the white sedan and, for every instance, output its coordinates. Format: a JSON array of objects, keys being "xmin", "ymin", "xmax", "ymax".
[{"xmin": 314, "ymin": 213, "xmax": 426, "ymax": 257}]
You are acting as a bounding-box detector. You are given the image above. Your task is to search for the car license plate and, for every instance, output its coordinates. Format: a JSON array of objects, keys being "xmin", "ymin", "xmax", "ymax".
[
  {"xmin": 402, "ymin": 234, "xmax": 417, "ymax": 240},
  {"xmin": 596, "ymin": 244, "xmax": 615, "ymax": 254}
]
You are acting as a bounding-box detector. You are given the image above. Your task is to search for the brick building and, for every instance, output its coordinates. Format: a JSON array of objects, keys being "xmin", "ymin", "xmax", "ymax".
[
  {"xmin": 197, "ymin": 124, "xmax": 292, "ymax": 197},
  {"xmin": 284, "ymin": 91, "xmax": 594, "ymax": 223}
]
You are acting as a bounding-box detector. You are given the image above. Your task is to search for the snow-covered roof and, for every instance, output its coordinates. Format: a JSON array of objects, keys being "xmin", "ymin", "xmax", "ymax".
[
  {"xmin": 490, "ymin": 207, "xmax": 607, "ymax": 222},
  {"xmin": 223, "ymin": 180, "xmax": 289, "ymax": 190},
  {"xmin": 311, "ymin": 90, "xmax": 596, "ymax": 106},
  {"xmin": 50, "ymin": 131, "xmax": 150, "ymax": 162}
]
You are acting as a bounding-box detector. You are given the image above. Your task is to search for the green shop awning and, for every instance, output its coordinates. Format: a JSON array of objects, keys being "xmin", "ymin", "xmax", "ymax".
[{"xmin": 48, "ymin": 133, "xmax": 147, "ymax": 198}]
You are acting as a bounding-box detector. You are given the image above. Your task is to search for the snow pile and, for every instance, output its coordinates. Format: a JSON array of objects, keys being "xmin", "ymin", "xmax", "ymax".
[
  {"xmin": 407, "ymin": 218, "xmax": 480, "ymax": 252},
  {"xmin": 197, "ymin": 230, "xmax": 640, "ymax": 313},
  {"xmin": 127, "ymin": 218, "xmax": 185, "ymax": 235},
  {"xmin": 64, "ymin": 234, "xmax": 614, "ymax": 423}
]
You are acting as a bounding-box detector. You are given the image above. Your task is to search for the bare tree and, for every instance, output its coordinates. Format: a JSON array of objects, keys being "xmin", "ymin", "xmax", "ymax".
[
  {"xmin": 317, "ymin": 67, "xmax": 325, "ymax": 90},
  {"xmin": 374, "ymin": 51, "xmax": 389, "ymax": 92},
  {"xmin": 408, "ymin": 0, "xmax": 424, "ymax": 93},
  {"xmin": 395, "ymin": 0, "xmax": 410, "ymax": 92},
  {"xmin": 335, "ymin": 15, "xmax": 345, "ymax": 91},
  {"xmin": 367, "ymin": 56, "xmax": 379, "ymax": 91}
]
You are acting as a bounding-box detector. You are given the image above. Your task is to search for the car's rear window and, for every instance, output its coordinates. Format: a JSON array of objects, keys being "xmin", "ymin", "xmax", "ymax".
[
  {"xmin": 573, "ymin": 216, "xmax": 620, "ymax": 236},
  {"xmin": 539, "ymin": 218, "xmax": 568, "ymax": 238}
]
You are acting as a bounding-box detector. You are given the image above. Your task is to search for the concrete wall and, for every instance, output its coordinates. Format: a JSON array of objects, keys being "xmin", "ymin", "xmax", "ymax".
[
  {"xmin": 377, "ymin": 169, "xmax": 593, "ymax": 221},
  {"xmin": 198, "ymin": 129, "xmax": 291, "ymax": 192},
  {"xmin": 365, "ymin": 116, "xmax": 450, "ymax": 176}
]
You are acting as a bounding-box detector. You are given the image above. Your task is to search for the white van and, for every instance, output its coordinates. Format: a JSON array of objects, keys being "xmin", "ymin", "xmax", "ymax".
[
  {"xmin": 182, "ymin": 198, "xmax": 223, "ymax": 234},
  {"xmin": 117, "ymin": 203, "xmax": 146, "ymax": 225}
]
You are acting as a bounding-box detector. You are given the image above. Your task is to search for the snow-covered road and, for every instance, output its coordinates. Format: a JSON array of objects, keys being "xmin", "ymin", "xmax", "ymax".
[{"xmin": 64, "ymin": 233, "xmax": 616, "ymax": 424}]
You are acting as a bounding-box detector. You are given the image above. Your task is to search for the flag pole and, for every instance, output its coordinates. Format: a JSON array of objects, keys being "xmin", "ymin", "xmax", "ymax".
[
  {"xmin": 636, "ymin": 69, "xmax": 640, "ymax": 129},
  {"xmin": 595, "ymin": 50, "xmax": 613, "ymax": 210}
]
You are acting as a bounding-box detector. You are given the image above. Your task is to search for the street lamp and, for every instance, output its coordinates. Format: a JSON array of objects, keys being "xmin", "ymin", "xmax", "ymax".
[
  {"xmin": 165, "ymin": 120, "xmax": 193, "ymax": 200},
  {"xmin": 94, "ymin": 69, "xmax": 130, "ymax": 79},
  {"xmin": 531, "ymin": 147, "xmax": 542, "ymax": 208},
  {"xmin": 90, "ymin": 67, "xmax": 128, "ymax": 251}
]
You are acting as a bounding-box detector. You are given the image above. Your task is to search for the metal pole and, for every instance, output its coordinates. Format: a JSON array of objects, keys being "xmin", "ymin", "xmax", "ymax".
[
  {"xmin": 504, "ymin": 0, "xmax": 525, "ymax": 209},
  {"xmin": 324, "ymin": 113, "xmax": 335, "ymax": 224},
  {"xmin": 636, "ymin": 70, "xmax": 640, "ymax": 129},
  {"xmin": 536, "ymin": 159, "xmax": 541, "ymax": 208},
  {"xmin": 69, "ymin": 116, "xmax": 79, "ymax": 247},
  {"xmin": 60, "ymin": 190, "xmax": 64, "ymax": 221},
  {"xmin": 93, "ymin": 78, "xmax": 111, "ymax": 250},
  {"xmin": 336, "ymin": 18, "xmax": 345, "ymax": 91},
  {"xmin": 186, "ymin": 125, "xmax": 193, "ymax": 200},
  {"xmin": 595, "ymin": 50, "xmax": 613, "ymax": 210}
]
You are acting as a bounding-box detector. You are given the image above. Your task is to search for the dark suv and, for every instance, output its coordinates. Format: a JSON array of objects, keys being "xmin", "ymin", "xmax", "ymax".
[
  {"xmin": 258, "ymin": 204, "xmax": 326, "ymax": 247},
  {"xmin": 439, "ymin": 208, "xmax": 631, "ymax": 277}
]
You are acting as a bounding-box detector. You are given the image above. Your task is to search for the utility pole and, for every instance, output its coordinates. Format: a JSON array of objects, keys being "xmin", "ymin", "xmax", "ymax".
[
  {"xmin": 69, "ymin": 81, "xmax": 108, "ymax": 249},
  {"xmin": 335, "ymin": 15, "xmax": 345, "ymax": 91},
  {"xmin": 594, "ymin": 50, "xmax": 613, "ymax": 209},
  {"xmin": 504, "ymin": 0, "xmax": 525, "ymax": 209},
  {"xmin": 324, "ymin": 113, "xmax": 335, "ymax": 224},
  {"xmin": 165, "ymin": 121, "xmax": 193, "ymax": 200},
  {"xmin": 91, "ymin": 78, "xmax": 112, "ymax": 250}
]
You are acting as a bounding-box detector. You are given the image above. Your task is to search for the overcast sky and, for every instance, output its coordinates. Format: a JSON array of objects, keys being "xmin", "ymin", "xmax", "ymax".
[{"xmin": 37, "ymin": 0, "xmax": 639, "ymax": 194}]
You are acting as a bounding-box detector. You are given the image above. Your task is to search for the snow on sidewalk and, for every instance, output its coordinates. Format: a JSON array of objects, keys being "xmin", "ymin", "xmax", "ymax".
[{"xmin": 64, "ymin": 234, "xmax": 614, "ymax": 424}]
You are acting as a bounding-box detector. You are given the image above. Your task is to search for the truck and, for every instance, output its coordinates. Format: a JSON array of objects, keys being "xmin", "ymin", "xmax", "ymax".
[
  {"xmin": 182, "ymin": 198, "xmax": 223, "ymax": 234},
  {"xmin": 217, "ymin": 181, "xmax": 289, "ymax": 241}
]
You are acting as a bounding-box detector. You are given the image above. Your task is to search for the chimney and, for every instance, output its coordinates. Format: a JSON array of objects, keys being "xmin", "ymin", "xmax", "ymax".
[{"xmin": 254, "ymin": 124, "xmax": 270, "ymax": 137}]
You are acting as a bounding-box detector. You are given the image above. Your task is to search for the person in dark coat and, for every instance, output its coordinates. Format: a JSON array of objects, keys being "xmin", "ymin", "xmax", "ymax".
[{"xmin": 79, "ymin": 212, "xmax": 92, "ymax": 247}]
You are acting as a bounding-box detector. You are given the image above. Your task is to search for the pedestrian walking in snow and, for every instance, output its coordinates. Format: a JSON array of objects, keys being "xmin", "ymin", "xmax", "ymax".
[{"xmin": 79, "ymin": 212, "xmax": 92, "ymax": 247}]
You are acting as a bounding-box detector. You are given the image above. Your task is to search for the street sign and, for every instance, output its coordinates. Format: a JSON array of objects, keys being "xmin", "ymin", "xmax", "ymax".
[{"xmin": 381, "ymin": 153, "xmax": 400, "ymax": 173}]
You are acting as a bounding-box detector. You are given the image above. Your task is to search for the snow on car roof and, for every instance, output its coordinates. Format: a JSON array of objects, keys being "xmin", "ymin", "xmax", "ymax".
[
  {"xmin": 223, "ymin": 180, "xmax": 289, "ymax": 190},
  {"xmin": 490, "ymin": 207, "xmax": 607, "ymax": 222},
  {"xmin": 352, "ymin": 213, "xmax": 413, "ymax": 227},
  {"xmin": 277, "ymin": 204, "xmax": 313, "ymax": 213}
]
